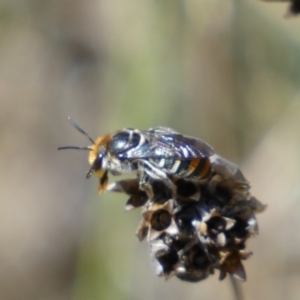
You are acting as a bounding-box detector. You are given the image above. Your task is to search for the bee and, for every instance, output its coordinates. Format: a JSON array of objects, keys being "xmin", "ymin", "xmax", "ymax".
[{"xmin": 58, "ymin": 118, "xmax": 215, "ymax": 196}]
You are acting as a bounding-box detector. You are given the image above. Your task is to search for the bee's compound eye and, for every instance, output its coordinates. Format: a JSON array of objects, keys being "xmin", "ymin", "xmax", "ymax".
[{"xmin": 93, "ymin": 153, "xmax": 103, "ymax": 171}]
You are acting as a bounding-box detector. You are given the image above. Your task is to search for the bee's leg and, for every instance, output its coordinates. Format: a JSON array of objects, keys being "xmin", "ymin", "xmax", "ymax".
[
  {"xmin": 139, "ymin": 172, "xmax": 154, "ymax": 199},
  {"xmin": 137, "ymin": 160, "xmax": 176, "ymax": 197}
]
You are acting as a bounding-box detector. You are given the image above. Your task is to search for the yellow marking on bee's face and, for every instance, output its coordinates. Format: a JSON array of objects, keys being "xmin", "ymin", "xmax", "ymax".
[
  {"xmin": 94, "ymin": 169, "xmax": 106, "ymax": 178},
  {"xmin": 88, "ymin": 135, "xmax": 111, "ymax": 165}
]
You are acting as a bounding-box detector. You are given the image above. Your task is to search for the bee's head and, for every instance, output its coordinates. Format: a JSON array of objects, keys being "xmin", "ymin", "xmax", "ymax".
[
  {"xmin": 58, "ymin": 117, "xmax": 110, "ymax": 193},
  {"xmin": 87, "ymin": 135, "xmax": 111, "ymax": 179}
]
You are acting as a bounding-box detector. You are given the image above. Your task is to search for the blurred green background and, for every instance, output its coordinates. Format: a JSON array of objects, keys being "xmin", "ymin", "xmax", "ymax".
[{"xmin": 1, "ymin": 0, "xmax": 300, "ymax": 299}]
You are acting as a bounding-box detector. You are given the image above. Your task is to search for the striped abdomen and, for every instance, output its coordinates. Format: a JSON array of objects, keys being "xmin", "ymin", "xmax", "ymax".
[{"xmin": 150, "ymin": 157, "xmax": 211, "ymax": 179}]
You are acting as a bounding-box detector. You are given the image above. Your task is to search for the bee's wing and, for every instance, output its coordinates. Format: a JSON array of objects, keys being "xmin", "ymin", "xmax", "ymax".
[{"xmin": 123, "ymin": 127, "xmax": 214, "ymax": 159}]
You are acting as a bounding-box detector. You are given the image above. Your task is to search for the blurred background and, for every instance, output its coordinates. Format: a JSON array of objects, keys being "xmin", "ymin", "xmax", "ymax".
[{"xmin": 1, "ymin": 0, "xmax": 300, "ymax": 299}]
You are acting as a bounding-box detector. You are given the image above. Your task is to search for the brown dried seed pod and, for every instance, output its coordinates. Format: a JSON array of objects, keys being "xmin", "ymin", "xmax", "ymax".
[
  {"xmin": 174, "ymin": 178, "xmax": 201, "ymax": 200},
  {"xmin": 141, "ymin": 200, "xmax": 179, "ymax": 240},
  {"xmin": 151, "ymin": 180, "xmax": 173, "ymax": 204},
  {"xmin": 218, "ymin": 249, "xmax": 246, "ymax": 281},
  {"xmin": 176, "ymin": 268, "xmax": 213, "ymax": 283},
  {"xmin": 150, "ymin": 209, "xmax": 172, "ymax": 231},
  {"xmin": 135, "ymin": 219, "xmax": 149, "ymax": 241},
  {"xmin": 208, "ymin": 176, "xmax": 250, "ymax": 205},
  {"xmin": 176, "ymin": 245, "xmax": 214, "ymax": 282},
  {"xmin": 163, "ymin": 233, "xmax": 190, "ymax": 253},
  {"xmin": 175, "ymin": 204, "xmax": 201, "ymax": 235},
  {"xmin": 150, "ymin": 238, "xmax": 178, "ymax": 277},
  {"xmin": 210, "ymin": 155, "xmax": 249, "ymax": 183},
  {"xmin": 154, "ymin": 249, "xmax": 179, "ymax": 277},
  {"xmin": 107, "ymin": 179, "xmax": 148, "ymax": 210}
]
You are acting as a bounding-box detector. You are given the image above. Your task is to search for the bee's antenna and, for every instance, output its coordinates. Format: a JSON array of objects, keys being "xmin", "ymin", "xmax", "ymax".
[
  {"xmin": 68, "ymin": 117, "xmax": 95, "ymax": 144},
  {"xmin": 57, "ymin": 146, "xmax": 92, "ymax": 151}
]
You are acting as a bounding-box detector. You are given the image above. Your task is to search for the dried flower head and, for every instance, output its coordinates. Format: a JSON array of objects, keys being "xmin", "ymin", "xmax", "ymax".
[{"xmin": 107, "ymin": 157, "xmax": 266, "ymax": 282}]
